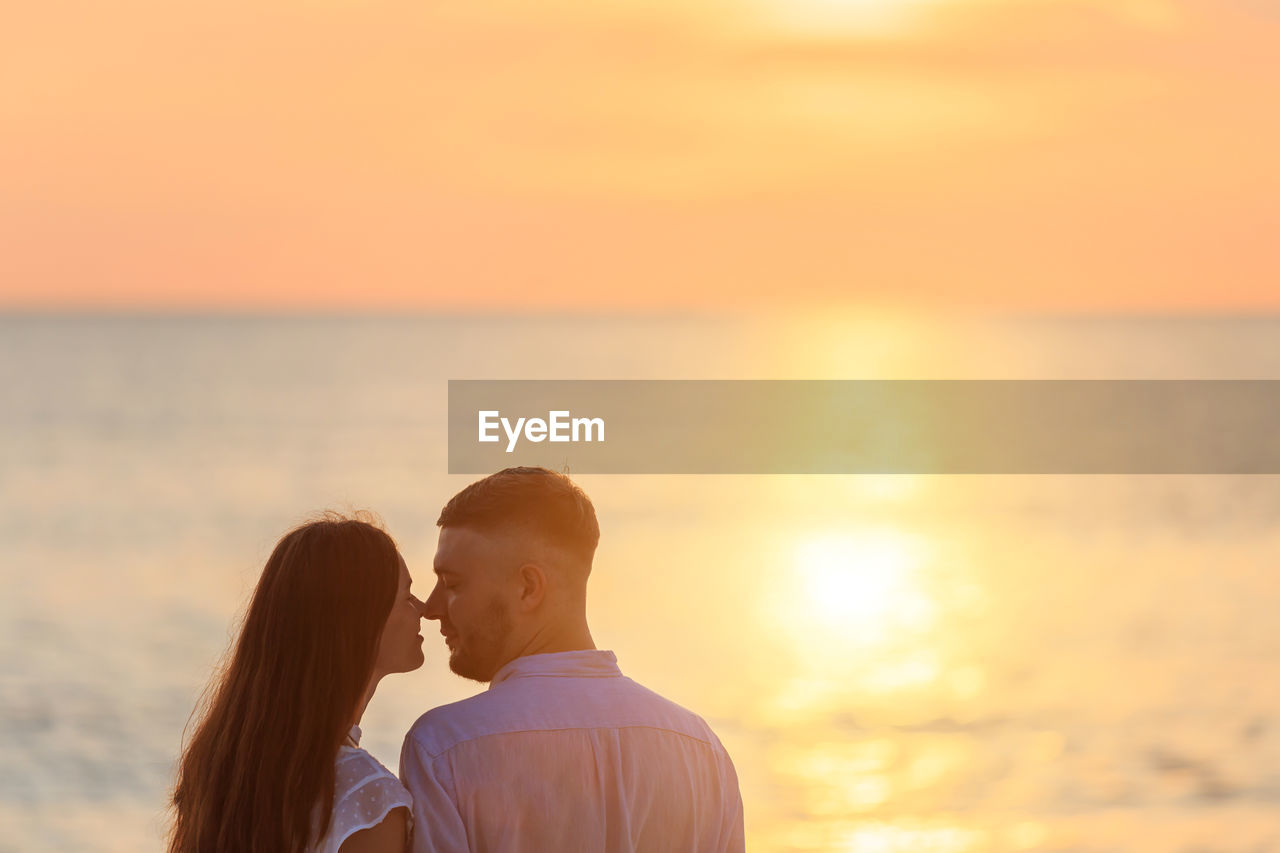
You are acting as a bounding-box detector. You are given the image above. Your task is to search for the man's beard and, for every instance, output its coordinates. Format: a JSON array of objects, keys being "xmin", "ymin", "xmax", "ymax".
[{"xmin": 448, "ymin": 595, "xmax": 512, "ymax": 683}]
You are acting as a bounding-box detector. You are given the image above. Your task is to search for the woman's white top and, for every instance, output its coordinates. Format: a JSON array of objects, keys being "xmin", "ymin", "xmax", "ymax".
[{"xmin": 311, "ymin": 725, "xmax": 414, "ymax": 853}]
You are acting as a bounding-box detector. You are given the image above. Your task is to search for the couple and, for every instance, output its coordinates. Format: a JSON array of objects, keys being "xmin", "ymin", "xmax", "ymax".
[{"xmin": 169, "ymin": 467, "xmax": 745, "ymax": 853}]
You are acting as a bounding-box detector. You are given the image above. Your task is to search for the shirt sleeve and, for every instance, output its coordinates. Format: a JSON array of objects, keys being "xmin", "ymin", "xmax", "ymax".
[
  {"xmin": 327, "ymin": 758, "xmax": 413, "ymax": 853},
  {"xmin": 711, "ymin": 737, "xmax": 747, "ymax": 850},
  {"xmin": 399, "ymin": 729, "xmax": 471, "ymax": 853},
  {"xmin": 718, "ymin": 746, "xmax": 746, "ymax": 853}
]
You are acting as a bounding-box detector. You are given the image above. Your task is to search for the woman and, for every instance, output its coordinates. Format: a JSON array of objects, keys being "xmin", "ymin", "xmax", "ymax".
[{"xmin": 169, "ymin": 513, "xmax": 425, "ymax": 853}]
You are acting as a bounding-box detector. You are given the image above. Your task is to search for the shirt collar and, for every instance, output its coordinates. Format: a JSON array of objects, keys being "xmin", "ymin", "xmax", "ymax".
[
  {"xmin": 490, "ymin": 649, "xmax": 621, "ymax": 688},
  {"xmin": 346, "ymin": 724, "xmax": 362, "ymax": 746}
]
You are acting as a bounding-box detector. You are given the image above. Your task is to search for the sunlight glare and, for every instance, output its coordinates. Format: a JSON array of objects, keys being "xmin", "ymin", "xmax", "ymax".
[
  {"xmin": 796, "ymin": 531, "xmax": 934, "ymax": 641},
  {"xmin": 763, "ymin": 528, "xmax": 952, "ymax": 718}
]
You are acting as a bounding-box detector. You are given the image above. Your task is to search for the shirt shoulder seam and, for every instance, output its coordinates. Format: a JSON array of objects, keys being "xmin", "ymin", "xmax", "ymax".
[{"xmin": 418, "ymin": 722, "xmax": 724, "ymax": 762}]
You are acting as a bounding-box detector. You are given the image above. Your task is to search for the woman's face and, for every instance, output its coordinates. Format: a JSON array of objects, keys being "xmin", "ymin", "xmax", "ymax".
[{"xmin": 373, "ymin": 554, "xmax": 426, "ymax": 678}]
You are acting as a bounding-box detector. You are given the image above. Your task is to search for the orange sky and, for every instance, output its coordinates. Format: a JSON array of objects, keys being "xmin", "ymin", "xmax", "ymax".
[{"xmin": 1, "ymin": 0, "xmax": 1277, "ymax": 311}]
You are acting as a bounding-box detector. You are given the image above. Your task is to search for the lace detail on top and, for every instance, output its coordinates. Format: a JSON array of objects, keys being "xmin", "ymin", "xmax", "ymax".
[{"xmin": 311, "ymin": 744, "xmax": 413, "ymax": 853}]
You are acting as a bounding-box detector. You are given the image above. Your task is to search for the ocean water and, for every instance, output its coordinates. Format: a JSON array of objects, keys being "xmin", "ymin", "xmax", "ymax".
[{"xmin": 2, "ymin": 313, "xmax": 1279, "ymax": 852}]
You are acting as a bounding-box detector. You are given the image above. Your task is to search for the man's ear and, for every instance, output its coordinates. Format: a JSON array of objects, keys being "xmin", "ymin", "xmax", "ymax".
[{"xmin": 515, "ymin": 562, "xmax": 547, "ymax": 611}]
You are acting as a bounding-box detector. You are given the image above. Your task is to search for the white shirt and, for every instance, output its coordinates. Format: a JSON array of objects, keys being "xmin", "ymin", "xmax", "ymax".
[
  {"xmin": 312, "ymin": 725, "xmax": 414, "ymax": 853},
  {"xmin": 399, "ymin": 650, "xmax": 744, "ymax": 853}
]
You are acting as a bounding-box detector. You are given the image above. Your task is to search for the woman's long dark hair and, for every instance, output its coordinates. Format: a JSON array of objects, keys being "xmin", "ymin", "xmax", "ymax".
[{"xmin": 169, "ymin": 513, "xmax": 401, "ymax": 853}]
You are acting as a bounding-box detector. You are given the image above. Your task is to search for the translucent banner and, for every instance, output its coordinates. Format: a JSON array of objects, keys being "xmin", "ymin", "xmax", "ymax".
[{"xmin": 447, "ymin": 380, "xmax": 1280, "ymax": 474}]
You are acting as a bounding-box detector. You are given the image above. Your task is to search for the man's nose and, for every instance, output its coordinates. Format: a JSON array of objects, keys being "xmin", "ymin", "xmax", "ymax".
[{"xmin": 422, "ymin": 586, "xmax": 445, "ymax": 620}]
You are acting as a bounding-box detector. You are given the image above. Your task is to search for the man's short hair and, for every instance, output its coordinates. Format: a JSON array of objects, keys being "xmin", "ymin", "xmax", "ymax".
[{"xmin": 437, "ymin": 467, "xmax": 600, "ymax": 564}]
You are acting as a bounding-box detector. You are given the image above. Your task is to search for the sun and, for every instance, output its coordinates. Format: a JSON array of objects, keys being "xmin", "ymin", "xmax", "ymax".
[{"xmin": 749, "ymin": 0, "xmax": 940, "ymax": 36}]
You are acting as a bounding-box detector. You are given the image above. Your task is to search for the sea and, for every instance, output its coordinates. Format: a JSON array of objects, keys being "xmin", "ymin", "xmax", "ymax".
[{"xmin": 1, "ymin": 313, "xmax": 1278, "ymax": 852}]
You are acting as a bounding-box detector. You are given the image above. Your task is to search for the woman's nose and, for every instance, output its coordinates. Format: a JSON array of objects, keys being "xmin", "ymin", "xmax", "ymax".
[{"xmin": 410, "ymin": 594, "xmax": 426, "ymax": 616}]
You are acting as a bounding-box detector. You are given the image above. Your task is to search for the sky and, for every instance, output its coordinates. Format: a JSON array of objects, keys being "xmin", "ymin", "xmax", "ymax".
[{"xmin": 1, "ymin": 0, "xmax": 1277, "ymax": 312}]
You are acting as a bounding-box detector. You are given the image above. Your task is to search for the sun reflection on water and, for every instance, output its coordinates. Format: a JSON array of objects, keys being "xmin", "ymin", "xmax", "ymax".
[
  {"xmin": 757, "ymin": 522, "xmax": 997, "ymax": 727},
  {"xmin": 747, "ymin": 519, "xmax": 1010, "ymax": 851},
  {"xmin": 843, "ymin": 822, "xmax": 985, "ymax": 853},
  {"xmin": 794, "ymin": 530, "xmax": 936, "ymax": 646}
]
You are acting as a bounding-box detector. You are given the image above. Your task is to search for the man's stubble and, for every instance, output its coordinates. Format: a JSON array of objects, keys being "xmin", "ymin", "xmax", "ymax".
[{"xmin": 449, "ymin": 594, "xmax": 513, "ymax": 683}]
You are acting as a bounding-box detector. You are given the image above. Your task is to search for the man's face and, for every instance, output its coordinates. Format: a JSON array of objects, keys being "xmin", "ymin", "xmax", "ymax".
[{"xmin": 425, "ymin": 525, "xmax": 519, "ymax": 683}]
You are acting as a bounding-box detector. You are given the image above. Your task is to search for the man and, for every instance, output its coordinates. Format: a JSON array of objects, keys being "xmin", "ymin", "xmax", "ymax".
[{"xmin": 400, "ymin": 467, "xmax": 745, "ymax": 852}]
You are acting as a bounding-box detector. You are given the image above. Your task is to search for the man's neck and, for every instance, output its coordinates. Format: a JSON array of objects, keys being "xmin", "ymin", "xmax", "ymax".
[{"xmin": 499, "ymin": 621, "xmax": 596, "ymax": 674}]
